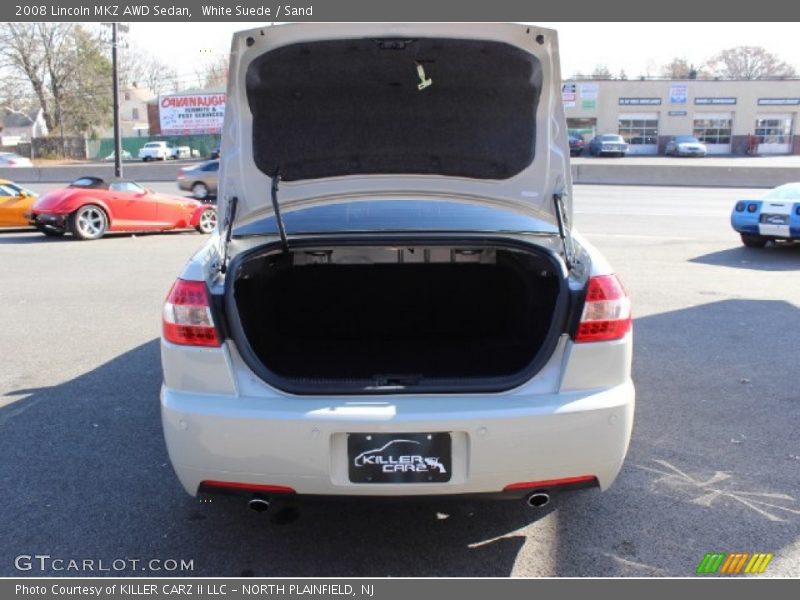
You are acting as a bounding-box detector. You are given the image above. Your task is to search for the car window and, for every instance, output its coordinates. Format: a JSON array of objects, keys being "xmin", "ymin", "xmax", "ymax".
[
  {"xmin": 202, "ymin": 161, "xmax": 219, "ymax": 172},
  {"xmin": 143, "ymin": 143, "xmax": 161, "ymax": 148},
  {"xmin": 109, "ymin": 181, "xmax": 145, "ymax": 194},
  {"xmin": 601, "ymin": 135, "xmax": 624, "ymax": 142},
  {"xmin": 0, "ymin": 184, "xmax": 20, "ymax": 196},
  {"xmin": 675, "ymin": 136, "xmax": 699, "ymax": 143}
]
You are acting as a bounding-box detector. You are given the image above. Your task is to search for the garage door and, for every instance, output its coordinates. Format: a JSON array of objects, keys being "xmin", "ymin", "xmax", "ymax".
[
  {"xmin": 618, "ymin": 113, "xmax": 659, "ymax": 155},
  {"xmin": 693, "ymin": 112, "xmax": 732, "ymax": 154},
  {"xmin": 755, "ymin": 115, "xmax": 793, "ymax": 154}
]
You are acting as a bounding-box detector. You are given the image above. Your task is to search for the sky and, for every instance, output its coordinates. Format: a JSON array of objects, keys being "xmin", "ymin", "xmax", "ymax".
[{"xmin": 125, "ymin": 22, "xmax": 800, "ymax": 87}]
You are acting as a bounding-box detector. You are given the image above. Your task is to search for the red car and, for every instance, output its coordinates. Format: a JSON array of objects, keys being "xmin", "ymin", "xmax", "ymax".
[{"xmin": 30, "ymin": 177, "xmax": 217, "ymax": 240}]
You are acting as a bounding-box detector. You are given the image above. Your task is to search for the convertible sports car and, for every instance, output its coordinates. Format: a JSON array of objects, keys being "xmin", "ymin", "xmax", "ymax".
[
  {"xmin": 0, "ymin": 179, "xmax": 38, "ymax": 228},
  {"xmin": 30, "ymin": 177, "xmax": 217, "ymax": 240},
  {"xmin": 731, "ymin": 182, "xmax": 800, "ymax": 247}
]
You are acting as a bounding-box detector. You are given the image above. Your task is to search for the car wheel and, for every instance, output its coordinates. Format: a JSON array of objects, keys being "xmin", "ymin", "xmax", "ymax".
[
  {"xmin": 142, "ymin": 157, "xmax": 149, "ymax": 162},
  {"xmin": 192, "ymin": 182, "xmax": 210, "ymax": 200},
  {"xmin": 740, "ymin": 233, "xmax": 768, "ymax": 248},
  {"xmin": 196, "ymin": 207, "xmax": 217, "ymax": 234},
  {"xmin": 70, "ymin": 205, "xmax": 108, "ymax": 240}
]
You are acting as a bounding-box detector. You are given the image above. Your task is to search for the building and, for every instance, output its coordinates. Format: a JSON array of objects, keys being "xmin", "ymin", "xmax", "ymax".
[
  {"xmin": 0, "ymin": 107, "xmax": 48, "ymax": 144},
  {"xmin": 562, "ymin": 79, "xmax": 800, "ymax": 155},
  {"xmin": 101, "ymin": 86, "xmax": 155, "ymax": 137}
]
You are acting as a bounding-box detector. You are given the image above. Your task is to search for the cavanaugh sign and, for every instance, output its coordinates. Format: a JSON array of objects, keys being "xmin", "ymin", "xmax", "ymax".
[{"xmin": 159, "ymin": 93, "xmax": 226, "ymax": 134}]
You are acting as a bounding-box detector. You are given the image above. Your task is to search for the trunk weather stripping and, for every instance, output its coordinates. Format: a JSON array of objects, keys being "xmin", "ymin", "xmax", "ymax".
[
  {"xmin": 553, "ymin": 190, "xmax": 575, "ymax": 270},
  {"xmin": 271, "ymin": 173, "xmax": 289, "ymax": 253},
  {"xmin": 219, "ymin": 196, "xmax": 238, "ymax": 274}
]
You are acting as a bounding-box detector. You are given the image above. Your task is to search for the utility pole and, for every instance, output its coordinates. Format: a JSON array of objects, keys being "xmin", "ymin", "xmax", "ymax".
[
  {"xmin": 103, "ymin": 22, "xmax": 129, "ymax": 177},
  {"xmin": 111, "ymin": 22, "xmax": 122, "ymax": 178}
]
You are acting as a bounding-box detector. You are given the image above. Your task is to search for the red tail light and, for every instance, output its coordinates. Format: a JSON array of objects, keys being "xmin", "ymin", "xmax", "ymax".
[
  {"xmin": 7, "ymin": 160, "xmax": 16, "ymax": 166},
  {"xmin": 162, "ymin": 279, "xmax": 220, "ymax": 347},
  {"xmin": 575, "ymin": 274, "xmax": 631, "ymax": 343}
]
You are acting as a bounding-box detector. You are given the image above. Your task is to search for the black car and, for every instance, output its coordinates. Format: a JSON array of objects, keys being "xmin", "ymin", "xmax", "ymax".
[
  {"xmin": 210, "ymin": 146, "xmax": 221, "ymax": 159},
  {"xmin": 568, "ymin": 135, "xmax": 585, "ymax": 157}
]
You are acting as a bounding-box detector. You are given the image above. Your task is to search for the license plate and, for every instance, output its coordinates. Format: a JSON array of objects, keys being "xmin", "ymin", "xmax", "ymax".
[
  {"xmin": 761, "ymin": 214, "xmax": 788, "ymax": 225},
  {"xmin": 348, "ymin": 432, "xmax": 451, "ymax": 483}
]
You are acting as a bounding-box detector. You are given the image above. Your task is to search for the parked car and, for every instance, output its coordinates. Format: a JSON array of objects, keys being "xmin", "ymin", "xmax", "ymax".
[
  {"xmin": 0, "ymin": 179, "xmax": 38, "ymax": 227},
  {"xmin": 103, "ymin": 150, "xmax": 133, "ymax": 161},
  {"xmin": 172, "ymin": 146, "xmax": 192, "ymax": 160},
  {"xmin": 30, "ymin": 177, "xmax": 216, "ymax": 240},
  {"xmin": 665, "ymin": 135, "xmax": 707, "ymax": 157},
  {"xmin": 138, "ymin": 141, "xmax": 178, "ymax": 161},
  {"xmin": 177, "ymin": 160, "xmax": 218, "ymax": 200},
  {"xmin": 731, "ymin": 182, "xmax": 800, "ymax": 248},
  {"xmin": 0, "ymin": 152, "xmax": 34, "ymax": 167},
  {"xmin": 568, "ymin": 135, "xmax": 585, "ymax": 157},
  {"xmin": 210, "ymin": 146, "xmax": 221, "ymax": 159},
  {"xmin": 587, "ymin": 134, "xmax": 628, "ymax": 157},
  {"xmin": 160, "ymin": 23, "xmax": 634, "ymax": 507}
]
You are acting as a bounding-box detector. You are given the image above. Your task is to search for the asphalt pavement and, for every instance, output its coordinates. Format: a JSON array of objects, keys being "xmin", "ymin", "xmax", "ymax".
[{"xmin": 1, "ymin": 184, "xmax": 798, "ymax": 577}]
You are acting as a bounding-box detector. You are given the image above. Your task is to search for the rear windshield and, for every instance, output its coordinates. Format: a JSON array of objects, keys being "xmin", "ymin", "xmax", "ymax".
[
  {"xmin": 600, "ymin": 135, "xmax": 624, "ymax": 142},
  {"xmin": 246, "ymin": 38, "xmax": 543, "ymax": 182},
  {"xmin": 233, "ymin": 199, "xmax": 554, "ymax": 236}
]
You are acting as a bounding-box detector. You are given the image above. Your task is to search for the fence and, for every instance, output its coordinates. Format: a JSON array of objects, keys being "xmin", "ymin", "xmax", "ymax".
[
  {"xmin": 0, "ymin": 137, "xmax": 88, "ymax": 160},
  {"xmin": 86, "ymin": 134, "xmax": 221, "ymax": 160}
]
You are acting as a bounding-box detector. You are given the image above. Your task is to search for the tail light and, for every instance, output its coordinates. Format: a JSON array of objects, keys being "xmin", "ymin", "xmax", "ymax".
[
  {"xmin": 7, "ymin": 160, "xmax": 16, "ymax": 166},
  {"xmin": 162, "ymin": 279, "xmax": 220, "ymax": 347},
  {"xmin": 575, "ymin": 274, "xmax": 631, "ymax": 343}
]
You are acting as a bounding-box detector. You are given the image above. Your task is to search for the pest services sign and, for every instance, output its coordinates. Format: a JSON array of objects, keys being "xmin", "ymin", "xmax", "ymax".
[{"xmin": 159, "ymin": 93, "xmax": 226, "ymax": 134}]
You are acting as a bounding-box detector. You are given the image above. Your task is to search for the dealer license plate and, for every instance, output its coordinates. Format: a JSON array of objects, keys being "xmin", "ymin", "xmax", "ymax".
[{"xmin": 347, "ymin": 432, "xmax": 452, "ymax": 483}]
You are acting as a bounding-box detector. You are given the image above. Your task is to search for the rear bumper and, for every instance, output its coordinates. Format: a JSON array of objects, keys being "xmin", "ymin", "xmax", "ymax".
[{"xmin": 161, "ymin": 380, "xmax": 635, "ymax": 498}]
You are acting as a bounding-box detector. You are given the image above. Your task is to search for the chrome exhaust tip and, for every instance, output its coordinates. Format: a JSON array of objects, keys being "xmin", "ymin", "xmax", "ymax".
[
  {"xmin": 526, "ymin": 492, "xmax": 550, "ymax": 508},
  {"xmin": 248, "ymin": 497, "xmax": 271, "ymax": 513}
]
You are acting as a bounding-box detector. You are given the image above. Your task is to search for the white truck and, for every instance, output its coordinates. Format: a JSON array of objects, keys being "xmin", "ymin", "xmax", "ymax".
[{"xmin": 138, "ymin": 141, "xmax": 190, "ymax": 161}]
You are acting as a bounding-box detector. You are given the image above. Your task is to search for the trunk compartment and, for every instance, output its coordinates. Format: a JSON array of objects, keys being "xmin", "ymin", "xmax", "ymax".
[{"xmin": 228, "ymin": 241, "xmax": 567, "ymax": 394}]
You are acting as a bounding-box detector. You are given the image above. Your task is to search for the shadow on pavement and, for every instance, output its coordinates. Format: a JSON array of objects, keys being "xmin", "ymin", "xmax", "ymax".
[
  {"xmin": 0, "ymin": 339, "xmax": 548, "ymax": 577},
  {"xmin": 690, "ymin": 243, "xmax": 800, "ymax": 272},
  {"xmin": 555, "ymin": 298, "xmax": 800, "ymax": 576},
  {"xmin": 3, "ymin": 299, "xmax": 798, "ymax": 577}
]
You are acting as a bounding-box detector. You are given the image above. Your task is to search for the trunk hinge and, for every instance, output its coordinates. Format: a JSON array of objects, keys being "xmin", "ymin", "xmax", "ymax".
[
  {"xmin": 553, "ymin": 191, "xmax": 575, "ymax": 271},
  {"xmin": 218, "ymin": 195, "xmax": 238, "ymax": 274},
  {"xmin": 271, "ymin": 172, "xmax": 289, "ymax": 253}
]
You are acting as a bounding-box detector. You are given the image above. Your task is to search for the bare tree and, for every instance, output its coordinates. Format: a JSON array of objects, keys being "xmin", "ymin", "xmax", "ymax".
[
  {"xmin": 705, "ymin": 46, "xmax": 796, "ymax": 79},
  {"xmin": 0, "ymin": 23, "xmax": 112, "ymax": 136},
  {"xmin": 590, "ymin": 64, "xmax": 612, "ymax": 80},
  {"xmin": 194, "ymin": 55, "xmax": 229, "ymax": 89},
  {"xmin": 661, "ymin": 58, "xmax": 706, "ymax": 79},
  {"xmin": 118, "ymin": 43, "xmax": 178, "ymax": 96}
]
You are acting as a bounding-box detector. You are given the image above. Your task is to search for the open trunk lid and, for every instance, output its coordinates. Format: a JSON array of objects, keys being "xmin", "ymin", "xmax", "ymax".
[{"xmin": 218, "ymin": 23, "xmax": 573, "ymax": 242}]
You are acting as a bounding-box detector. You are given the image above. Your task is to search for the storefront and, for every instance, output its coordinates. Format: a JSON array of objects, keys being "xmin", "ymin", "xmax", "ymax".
[{"xmin": 562, "ymin": 79, "xmax": 800, "ymax": 155}]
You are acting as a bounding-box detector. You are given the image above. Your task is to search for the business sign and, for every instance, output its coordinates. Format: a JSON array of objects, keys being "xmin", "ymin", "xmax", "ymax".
[
  {"xmin": 668, "ymin": 110, "xmax": 688, "ymax": 116},
  {"xmin": 695, "ymin": 97, "xmax": 736, "ymax": 105},
  {"xmin": 619, "ymin": 98, "xmax": 662, "ymax": 105},
  {"xmin": 159, "ymin": 93, "xmax": 226, "ymax": 134},
  {"xmin": 757, "ymin": 98, "xmax": 800, "ymax": 106},
  {"xmin": 579, "ymin": 83, "xmax": 599, "ymax": 100},
  {"xmin": 562, "ymin": 83, "xmax": 577, "ymax": 108},
  {"xmin": 669, "ymin": 84, "xmax": 688, "ymax": 104}
]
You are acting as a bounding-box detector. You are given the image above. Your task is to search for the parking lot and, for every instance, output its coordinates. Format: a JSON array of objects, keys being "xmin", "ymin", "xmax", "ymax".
[{"xmin": 1, "ymin": 183, "xmax": 798, "ymax": 577}]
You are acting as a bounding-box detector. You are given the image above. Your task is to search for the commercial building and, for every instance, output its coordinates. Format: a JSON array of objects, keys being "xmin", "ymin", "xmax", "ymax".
[{"xmin": 563, "ymin": 79, "xmax": 800, "ymax": 155}]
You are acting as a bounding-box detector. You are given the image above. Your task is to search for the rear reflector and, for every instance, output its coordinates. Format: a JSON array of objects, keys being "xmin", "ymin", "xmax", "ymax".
[
  {"xmin": 503, "ymin": 475, "xmax": 597, "ymax": 491},
  {"xmin": 162, "ymin": 279, "xmax": 220, "ymax": 347},
  {"xmin": 575, "ymin": 274, "xmax": 631, "ymax": 343},
  {"xmin": 201, "ymin": 480, "xmax": 296, "ymax": 494}
]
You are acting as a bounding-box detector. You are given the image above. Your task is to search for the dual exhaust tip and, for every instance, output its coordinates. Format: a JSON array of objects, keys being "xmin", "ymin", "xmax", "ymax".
[
  {"xmin": 248, "ymin": 492, "xmax": 549, "ymax": 512},
  {"xmin": 248, "ymin": 497, "xmax": 271, "ymax": 513},
  {"xmin": 526, "ymin": 491, "xmax": 550, "ymax": 508}
]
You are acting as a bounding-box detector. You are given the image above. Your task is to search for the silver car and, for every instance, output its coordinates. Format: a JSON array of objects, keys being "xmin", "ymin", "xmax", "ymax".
[
  {"xmin": 177, "ymin": 160, "xmax": 219, "ymax": 200},
  {"xmin": 160, "ymin": 23, "xmax": 635, "ymax": 509}
]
